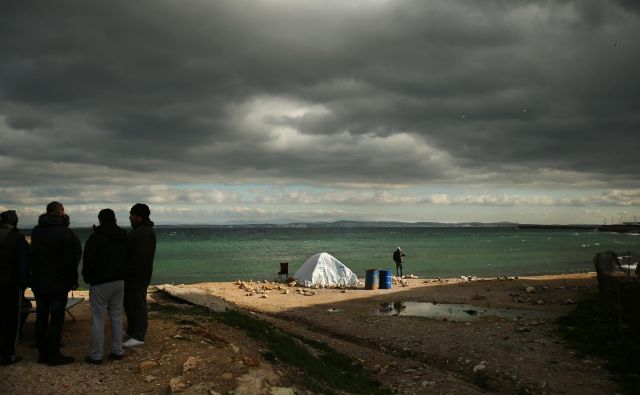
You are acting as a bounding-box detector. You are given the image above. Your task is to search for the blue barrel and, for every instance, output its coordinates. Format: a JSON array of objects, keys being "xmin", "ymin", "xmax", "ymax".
[
  {"xmin": 378, "ymin": 269, "xmax": 392, "ymax": 289},
  {"xmin": 365, "ymin": 269, "xmax": 378, "ymax": 290}
]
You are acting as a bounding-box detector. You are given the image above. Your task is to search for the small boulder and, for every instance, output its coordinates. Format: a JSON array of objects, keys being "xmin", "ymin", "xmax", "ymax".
[
  {"xmin": 182, "ymin": 357, "xmax": 200, "ymax": 373},
  {"xmin": 169, "ymin": 376, "xmax": 188, "ymax": 393},
  {"xmin": 473, "ymin": 361, "xmax": 487, "ymax": 372}
]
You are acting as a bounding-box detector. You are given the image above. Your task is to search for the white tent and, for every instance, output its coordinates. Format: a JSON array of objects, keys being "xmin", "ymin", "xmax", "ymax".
[{"xmin": 293, "ymin": 252, "xmax": 359, "ymax": 287}]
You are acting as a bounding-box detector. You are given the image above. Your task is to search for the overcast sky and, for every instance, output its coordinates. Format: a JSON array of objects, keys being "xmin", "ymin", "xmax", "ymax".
[{"xmin": 1, "ymin": 0, "xmax": 639, "ymax": 226}]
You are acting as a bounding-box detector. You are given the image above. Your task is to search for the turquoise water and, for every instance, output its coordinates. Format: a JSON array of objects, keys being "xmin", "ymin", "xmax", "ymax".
[{"xmin": 72, "ymin": 227, "xmax": 640, "ymax": 285}]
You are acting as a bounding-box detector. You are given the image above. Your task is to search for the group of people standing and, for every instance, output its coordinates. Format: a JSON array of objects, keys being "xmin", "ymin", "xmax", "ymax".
[{"xmin": 0, "ymin": 201, "xmax": 156, "ymax": 366}]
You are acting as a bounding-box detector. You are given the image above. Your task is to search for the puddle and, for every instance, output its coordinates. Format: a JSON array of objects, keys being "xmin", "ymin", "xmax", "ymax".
[{"xmin": 377, "ymin": 301, "xmax": 560, "ymax": 322}]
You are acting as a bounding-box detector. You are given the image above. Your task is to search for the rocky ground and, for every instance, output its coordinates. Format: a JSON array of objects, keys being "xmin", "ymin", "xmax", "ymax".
[{"xmin": 0, "ymin": 273, "xmax": 618, "ymax": 394}]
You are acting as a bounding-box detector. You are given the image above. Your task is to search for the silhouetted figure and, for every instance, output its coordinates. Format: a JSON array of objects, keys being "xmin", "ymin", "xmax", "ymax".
[
  {"xmin": 123, "ymin": 203, "xmax": 156, "ymax": 348},
  {"xmin": 82, "ymin": 209, "xmax": 127, "ymax": 364},
  {"xmin": 31, "ymin": 201, "xmax": 81, "ymax": 366},
  {"xmin": 393, "ymin": 247, "xmax": 406, "ymax": 277},
  {"xmin": 0, "ymin": 210, "xmax": 29, "ymax": 365}
]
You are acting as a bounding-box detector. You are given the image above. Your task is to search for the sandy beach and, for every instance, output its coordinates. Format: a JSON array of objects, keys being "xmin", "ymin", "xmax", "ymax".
[{"xmin": 2, "ymin": 272, "xmax": 619, "ymax": 394}]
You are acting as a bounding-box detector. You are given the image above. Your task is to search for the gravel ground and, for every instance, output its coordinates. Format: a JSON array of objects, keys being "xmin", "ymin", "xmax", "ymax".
[{"xmin": 0, "ymin": 273, "xmax": 618, "ymax": 394}]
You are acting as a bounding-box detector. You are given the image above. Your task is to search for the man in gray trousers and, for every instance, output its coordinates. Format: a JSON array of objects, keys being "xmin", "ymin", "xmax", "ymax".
[{"xmin": 82, "ymin": 209, "xmax": 127, "ymax": 364}]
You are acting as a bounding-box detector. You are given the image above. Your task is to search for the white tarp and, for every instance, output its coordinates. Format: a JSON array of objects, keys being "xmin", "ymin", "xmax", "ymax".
[{"xmin": 293, "ymin": 252, "xmax": 359, "ymax": 287}]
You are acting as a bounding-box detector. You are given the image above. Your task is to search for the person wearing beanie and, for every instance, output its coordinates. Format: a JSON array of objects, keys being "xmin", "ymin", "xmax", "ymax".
[
  {"xmin": 30, "ymin": 201, "xmax": 82, "ymax": 366},
  {"xmin": 0, "ymin": 210, "xmax": 29, "ymax": 365},
  {"xmin": 122, "ymin": 203, "xmax": 156, "ymax": 348},
  {"xmin": 82, "ymin": 209, "xmax": 127, "ymax": 364}
]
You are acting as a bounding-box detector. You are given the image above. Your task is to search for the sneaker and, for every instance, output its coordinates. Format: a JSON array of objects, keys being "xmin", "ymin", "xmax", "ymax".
[
  {"xmin": 84, "ymin": 356, "xmax": 102, "ymax": 365},
  {"xmin": 47, "ymin": 354, "xmax": 75, "ymax": 366},
  {"xmin": 108, "ymin": 352, "xmax": 124, "ymax": 360},
  {"xmin": 122, "ymin": 338, "xmax": 144, "ymax": 348}
]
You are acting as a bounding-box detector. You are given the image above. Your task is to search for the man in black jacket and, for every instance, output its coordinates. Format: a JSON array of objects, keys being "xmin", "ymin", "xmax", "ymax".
[
  {"xmin": 123, "ymin": 203, "xmax": 156, "ymax": 348},
  {"xmin": 30, "ymin": 201, "xmax": 82, "ymax": 366},
  {"xmin": 82, "ymin": 209, "xmax": 127, "ymax": 364},
  {"xmin": 393, "ymin": 247, "xmax": 406, "ymax": 278},
  {"xmin": 0, "ymin": 210, "xmax": 29, "ymax": 365}
]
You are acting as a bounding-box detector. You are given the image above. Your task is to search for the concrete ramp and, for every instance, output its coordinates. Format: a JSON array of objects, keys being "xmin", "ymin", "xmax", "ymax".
[{"xmin": 155, "ymin": 284, "xmax": 234, "ymax": 312}]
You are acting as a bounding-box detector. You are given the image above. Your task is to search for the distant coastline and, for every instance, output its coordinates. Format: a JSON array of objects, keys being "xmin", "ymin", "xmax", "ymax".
[
  {"xmin": 151, "ymin": 220, "xmax": 639, "ymax": 233},
  {"xmin": 155, "ymin": 220, "xmax": 519, "ymax": 228},
  {"xmin": 516, "ymin": 224, "xmax": 598, "ymax": 231}
]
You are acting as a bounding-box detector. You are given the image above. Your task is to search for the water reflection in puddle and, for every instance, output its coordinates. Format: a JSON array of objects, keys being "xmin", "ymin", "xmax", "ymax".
[{"xmin": 377, "ymin": 302, "xmax": 559, "ymax": 322}]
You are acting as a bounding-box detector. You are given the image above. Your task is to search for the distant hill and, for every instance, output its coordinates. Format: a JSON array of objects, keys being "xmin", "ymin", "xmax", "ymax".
[
  {"xmin": 288, "ymin": 220, "xmax": 518, "ymax": 228},
  {"xmin": 156, "ymin": 220, "xmax": 518, "ymax": 228},
  {"xmin": 516, "ymin": 224, "xmax": 599, "ymax": 230}
]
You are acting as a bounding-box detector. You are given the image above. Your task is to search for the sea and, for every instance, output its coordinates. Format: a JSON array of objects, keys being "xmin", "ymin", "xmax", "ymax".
[{"xmin": 70, "ymin": 226, "xmax": 640, "ymax": 285}]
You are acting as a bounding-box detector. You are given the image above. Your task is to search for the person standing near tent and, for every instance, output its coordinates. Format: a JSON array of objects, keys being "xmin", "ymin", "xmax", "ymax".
[{"xmin": 393, "ymin": 247, "xmax": 406, "ymax": 278}]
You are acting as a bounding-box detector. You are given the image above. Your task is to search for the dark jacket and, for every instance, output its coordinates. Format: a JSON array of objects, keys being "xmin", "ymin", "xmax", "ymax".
[
  {"xmin": 82, "ymin": 223, "xmax": 127, "ymax": 285},
  {"xmin": 30, "ymin": 215, "xmax": 82, "ymax": 294},
  {"xmin": 0, "ymin": 223, "xmax": 29, "ymax": 288},
  {"xmin": 393, "ymin": 249, "xmax": 405, "ymax": 264},
  {"xmin": 126, "ymin": 220, "xmax": 156, "ymax": 289}
]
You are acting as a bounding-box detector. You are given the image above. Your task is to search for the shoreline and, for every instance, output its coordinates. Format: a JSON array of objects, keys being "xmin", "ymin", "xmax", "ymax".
[{"xmin": 156, "ymin": 272, "xmax": 598, "ymax": 316}]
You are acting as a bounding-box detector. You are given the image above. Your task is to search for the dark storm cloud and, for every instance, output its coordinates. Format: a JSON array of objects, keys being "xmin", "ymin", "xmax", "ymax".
[{"xmin": 1, "ymin": 0, "xmax": 639, "ymax": 188}]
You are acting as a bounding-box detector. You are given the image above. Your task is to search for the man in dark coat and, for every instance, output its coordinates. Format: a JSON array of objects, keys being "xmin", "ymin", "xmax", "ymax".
[
  {"xmin": 82, "ymin": 209, "xmax": 127, "ymax": 364},
  {"xmin": 122, "ymin": 203, "xmax": 156, "ymax": 348},
  {"xmin": 30, "ymin": 201, "xmax": 81, "ymax": 366},
  {"xmin": 393, "ymin": 247, "xmax": 406, "ymax": 278},
  {"xmin": 0, "ymin": 210, "xmax": 29, "ymax": 365}
]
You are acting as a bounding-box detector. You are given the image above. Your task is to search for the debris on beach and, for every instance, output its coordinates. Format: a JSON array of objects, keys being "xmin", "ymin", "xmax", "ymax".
[
  {"xmin": 296, "ymin": 289, "xmax": 316, "ymax": 296},
  {"xmin": 460, "ymin": 275, "xmax": 478, "ymax": 282},
  {"xmin": 392, "ymin": 276, "xmax": 409, "ymax": 286}
]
